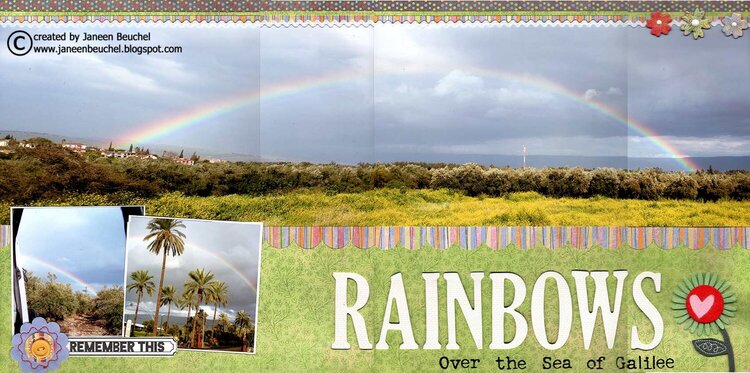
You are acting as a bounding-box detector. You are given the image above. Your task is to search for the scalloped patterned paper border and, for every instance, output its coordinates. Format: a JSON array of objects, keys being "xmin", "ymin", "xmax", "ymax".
[
  {"xmin": 0, "ymin": 1, "xmax": 748, "ymax": 24},
  {"xmin": 263, "ymin": 226, "xmax": 750, "ymax": 250},
  {"xmin": 4, "ymin": 225, "xmax": 749, "ymax": 250}
]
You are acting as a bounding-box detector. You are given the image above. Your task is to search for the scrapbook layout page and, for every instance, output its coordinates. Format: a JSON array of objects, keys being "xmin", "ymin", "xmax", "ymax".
[{"xmin": 0, "ymin": 1, "xmax": 749, "ymax": 372}]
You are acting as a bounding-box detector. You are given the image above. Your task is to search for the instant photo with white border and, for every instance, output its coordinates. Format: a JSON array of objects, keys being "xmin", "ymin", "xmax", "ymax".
[
  {"xmin": 10, "ymin": 206, "xmax": 145, "ymax": 336},
  {"xmin": 122, "ymin": 216, "xmax": 263, "ymax": 355}
]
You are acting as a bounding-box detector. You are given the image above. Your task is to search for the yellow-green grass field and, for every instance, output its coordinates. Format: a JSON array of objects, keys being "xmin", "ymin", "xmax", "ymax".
[
  {"xmin": 2, "ymin": 189, "xmax": 749, "ymax": 371},
  {"xmin": 1, "ymin": 245, "xmax": 749, "ymax": 372},
  {"xmin": 2, "ymin": 189, "xmax": 750, "ymax": 226}
]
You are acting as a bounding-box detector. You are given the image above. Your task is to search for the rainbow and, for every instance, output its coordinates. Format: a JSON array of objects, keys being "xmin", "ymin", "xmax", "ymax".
[
  {"xmin": 18, "ymin": 255, "xmax": 99, "ymax": 294},
  {"xmin": 455, "ymin": 66, "xmax": 700, "ymax": 171},
  {"xmin": 114, "ymin": 69, "xmax": 363, "ymax": 150},
  {"xmin": 184, "ymin": 243, "xmax": 258, "ymax": 293},
  {"xmin": 127, "ymin": 242, "xmax": 258, "ymax": 293},
  {"xmin": 115, "ymin": 66, "xmax": 699, "ymax": 171}
]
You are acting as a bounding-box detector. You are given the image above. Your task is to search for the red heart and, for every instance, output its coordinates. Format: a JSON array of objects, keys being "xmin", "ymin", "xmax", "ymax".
[{"xmin": 686, "ymin": 285, "xmax": 724, "ymax": 323}]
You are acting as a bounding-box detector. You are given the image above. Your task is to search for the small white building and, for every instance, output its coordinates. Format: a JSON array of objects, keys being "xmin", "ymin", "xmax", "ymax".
[
  {"xmin": 101, "ymin": 151, "xmax": 133, "ymax": 158},
  {"xmin": 174, "ymin": 158, "xmax": 195, "ymax": 166},
  {"xmin": 62, "ymin": 143, "xmax": 88, "ymax": 152},
  {"xmin": 0, "ymin": 139, "xmax": 9, "ymax": 148}
]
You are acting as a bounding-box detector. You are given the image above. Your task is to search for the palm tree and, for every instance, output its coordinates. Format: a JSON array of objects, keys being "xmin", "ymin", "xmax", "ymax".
[
  {"xmin": 184, "ymin": 268, "xmax": 216, "ymax": 347},
  {"xmin": 143, "ymin": 218, "xmax": 186, "ymax": 336},
  {"xmin": 208, "ymin": 282, "xmax": 229, "ymax": 335},
  {"xmin": 126, "ymin": 270, "xmax": 154, "ymax": 328},
  {"xmin": 234, "ymin": 310, "xmax": 252, "ymax": 352},
  {"xmin": 199, "ymin": 287, "xmax": 216, "ymax": 346},
  {"xmin": 176, "ymin": 290, "xmax": 194, "ymax": 342},
  {"xmin": 160, "ymin": 285, "xmax": 176, "ymax": 333},
  {"xmin": 174, "ymin": 295, "xmax": 186, "ymax": 337},
  {"xmin": 194, "ymin": 309, "xmax": 207, "ymax": 347},
  {"xmin": 217, "ymin": 313, "xmax": 230, "ymax": 334},
  {"xmin": 179, "ymin": 289, "xmax": 194, "ymax": 327}
]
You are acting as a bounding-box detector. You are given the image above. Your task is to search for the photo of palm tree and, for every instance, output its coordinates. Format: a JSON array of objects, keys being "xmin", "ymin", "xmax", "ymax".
[{"xmin": 122, "ymin": 216, "xmax": 262, "ymax": 353}]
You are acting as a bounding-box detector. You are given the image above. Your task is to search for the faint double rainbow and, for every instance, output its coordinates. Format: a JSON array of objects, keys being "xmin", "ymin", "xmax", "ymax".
[{"xmin": 114, "ymin": 66, "xmax": 699, "ymax": 171}]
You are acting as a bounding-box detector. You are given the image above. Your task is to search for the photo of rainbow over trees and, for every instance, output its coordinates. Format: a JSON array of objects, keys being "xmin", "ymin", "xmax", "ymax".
[{"xmin": 11, "ymin": 207, "xmax": 137, "ymax": 336}]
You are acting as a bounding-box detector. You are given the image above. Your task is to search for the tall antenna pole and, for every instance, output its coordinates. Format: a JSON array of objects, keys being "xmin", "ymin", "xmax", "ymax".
[{"xmin": 522, "ymin": 144, "xmax": 526, "ymax": 168}]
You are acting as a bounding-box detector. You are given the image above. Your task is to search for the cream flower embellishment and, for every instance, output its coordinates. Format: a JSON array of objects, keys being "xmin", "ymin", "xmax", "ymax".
[{"xmin": 722, "ymin": 13, "xmax": 748, "ymax": 39}]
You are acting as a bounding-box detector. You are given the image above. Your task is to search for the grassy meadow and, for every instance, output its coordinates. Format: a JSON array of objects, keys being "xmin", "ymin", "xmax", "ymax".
[
  {"xmin": 2, "ymin": 245, "xmax": 749, "ymax": 372},
  {"xmin": 2, "ymin": 189, "xmax": 750, "ymax": 226},
  {"xmin": 3, "ymin": 188, "xmax": 750, "ymax": 371}
]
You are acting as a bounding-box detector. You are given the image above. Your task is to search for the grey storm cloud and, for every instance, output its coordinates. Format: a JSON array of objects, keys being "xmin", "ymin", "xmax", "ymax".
[
  {"xmin": 627, "ymin": 28, "xmax": 750, "ymax": 138},
  {"xmin": 0, "ymin": 24, "xmax": 262, "ymax": 156},
  {"xmin": 1, "ymin": 23, "xmax": 748, "ymax": 164}
]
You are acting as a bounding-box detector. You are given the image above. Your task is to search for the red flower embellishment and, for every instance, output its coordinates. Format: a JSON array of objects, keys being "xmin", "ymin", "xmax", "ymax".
[
  {"xmin": 673, "ymin": 273, "xmax": 736, "ymax": 336},
  {"xmin": 686, "ymin": 285, "xmax": 724, "ymax": 323},
  {"xmin": 646, "ymin": 11, "xmax": 673, "ymax": 37}
]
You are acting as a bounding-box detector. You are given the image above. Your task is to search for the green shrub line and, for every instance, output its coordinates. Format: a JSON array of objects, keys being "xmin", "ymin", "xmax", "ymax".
[
  {"xmin": 1, "ymin": 144, "xmax": 748, "ymax": 205},
  {"xmin": 23, "ymin": 271, "xmax": 123, "ymax": 335}
]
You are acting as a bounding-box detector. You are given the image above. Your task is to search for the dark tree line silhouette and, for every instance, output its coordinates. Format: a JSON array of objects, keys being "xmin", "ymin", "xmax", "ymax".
[{"xmin": 1, "ymin": 142, "xmax": 748, "ymax": 204}]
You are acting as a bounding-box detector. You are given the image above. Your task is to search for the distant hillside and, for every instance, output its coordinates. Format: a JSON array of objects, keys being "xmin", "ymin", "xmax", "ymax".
[
  {"xmin": 373, "ymin": 153, "xmax": 750, "ymax": 172},
  {"xmin": 0, "ymin": 131, "xmax": 104, "ymax": 147},
  {"xmin": 0, "ymin": 130, "xmax": 265, "ymax": 162},
  {"xmin": 2, "ymin": 130, "xmax": 748, "ymax": 171}
]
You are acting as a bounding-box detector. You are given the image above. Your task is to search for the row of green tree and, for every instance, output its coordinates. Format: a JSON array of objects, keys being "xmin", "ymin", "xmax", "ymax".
[
  {"xmin": 1, "ymin": 141, "xmax": 748, "ymax": 202},
  {"xmin": 128, "ymin": 268, "xmax": 253, "ymax": 350},
  {"xmin": 25, "ymin": 272, "xmax": 124, "ymax": 334}
]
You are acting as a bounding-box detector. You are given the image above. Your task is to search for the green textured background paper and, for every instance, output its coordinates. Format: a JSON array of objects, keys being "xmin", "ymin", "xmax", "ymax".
[{"xmin": 2, "ymin": 245, "xmax": 748, "ymax": 372}]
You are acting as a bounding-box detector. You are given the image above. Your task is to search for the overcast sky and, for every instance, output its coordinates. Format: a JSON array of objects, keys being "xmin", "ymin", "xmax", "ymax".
[
  {"xmin": 1, "ymin": 24, "xmax": 748, "ymax": 169},
  {"xmin": 124, "ymin": 217, "xmax": 261, "ymax": 324},
  {"xmin": 15, "ymin": 207, "xmax": 127, "ymax": 294}
]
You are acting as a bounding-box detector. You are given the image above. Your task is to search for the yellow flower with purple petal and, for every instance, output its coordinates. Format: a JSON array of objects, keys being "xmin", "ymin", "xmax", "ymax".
[
  {"xmin": 11, "ymin": 318, "xmax": 69, "ymax": 373},
  {"xmin": 681, "ymin": 8, "xmax": 712, "ymax": 39},
  {"xmin": 722, "ymin": 13, "xmax": 748, "ymax": 39}
]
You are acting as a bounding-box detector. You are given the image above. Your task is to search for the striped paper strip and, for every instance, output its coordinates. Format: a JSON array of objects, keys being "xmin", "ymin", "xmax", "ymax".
[
  {"xmin": 3, "ymin": 225, "xmax": 748, "ymax": 250},
  {"xmin": 259, "ymin": 226, "xmax": 750, "ymax": 250},
  {"xmin": 1, "ymin": 225, "xmax": 10, "ymax": 247}
]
